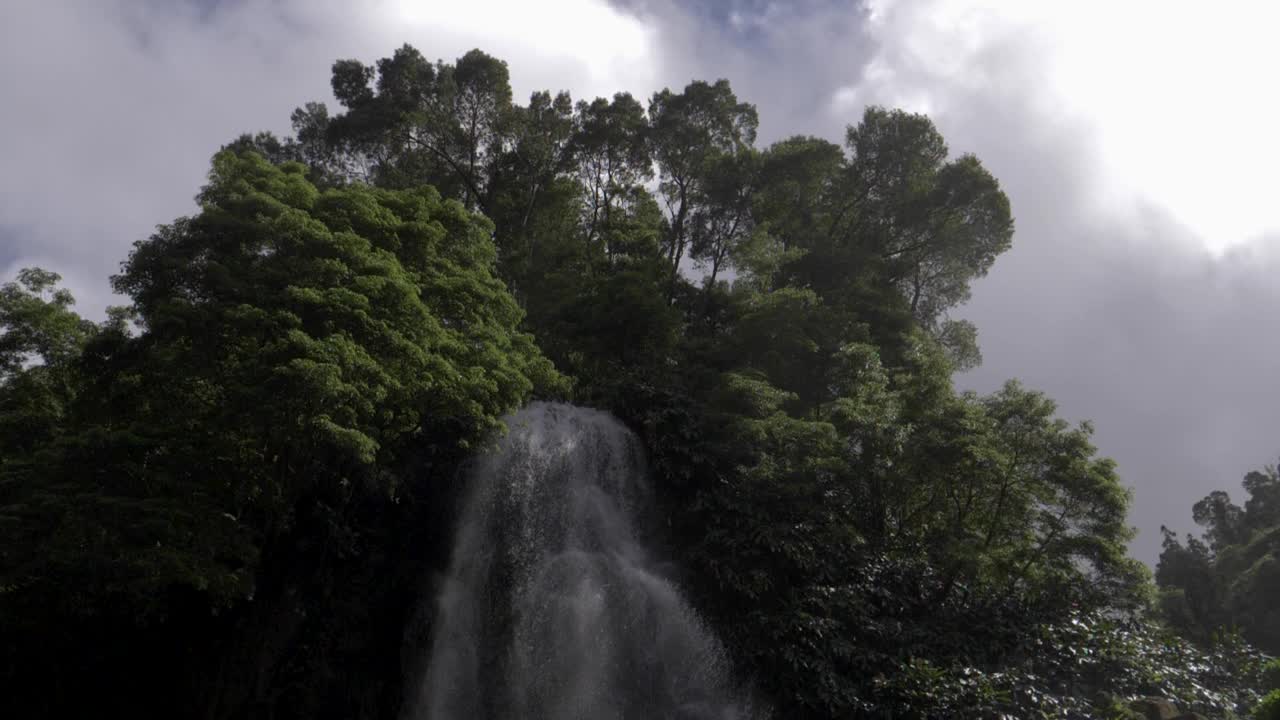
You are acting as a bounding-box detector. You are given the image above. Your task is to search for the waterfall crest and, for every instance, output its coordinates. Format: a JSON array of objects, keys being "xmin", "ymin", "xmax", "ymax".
[{"xmin": 411, "ymin": 402, "xmax": 751, "ymax": 720}]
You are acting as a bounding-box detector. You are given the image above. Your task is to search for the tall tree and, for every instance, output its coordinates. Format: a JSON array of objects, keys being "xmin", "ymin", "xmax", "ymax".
[
  {"xmin": 648, "ymin": 80, "xmax": 758, "ymax": 287},
  {"xmin": 761, "ymin": 107, "xmax": 1011, "ymax": 369},
  {"xmin": 311, "ymin": 46, "xmax": 516, "ymax": 209},
  {"xmin": 0, "ymin": 150, "xmax": 562, "ymax": 719},
  {"xmin": 1158, "ymin": 463, "xmax": 1280, "ymax": 653},
  {"xmin": 11, "ymin": 43, "xmax": 1215, "ymax": 719},
  {"xmin": 572, "ymin": 92, "xmax": 652, "ymax": 253},
  {"xmin": 485, "ymin": 89, "xmax": 578, "ymax": 295}
]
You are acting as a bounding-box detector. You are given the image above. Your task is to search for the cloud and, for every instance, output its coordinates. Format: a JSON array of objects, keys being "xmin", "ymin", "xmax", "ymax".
[
  {"xmin": 3, "ymin": 0, "xmax": 1278, "ymax": 564},
  {"xmin": 848, "ymin": 0, "xmax": 1280, "ymax": 564},
  {"xmin": 616, "ymin": 0, "xmax": 1280, "ymax": 563},
  {"xmin": 0, "ymin": 0, "xmax": 657, "ymax": 317},
  {"xmin": 611, "ymin": 0, "xmax": 879, "ymax": 142}
]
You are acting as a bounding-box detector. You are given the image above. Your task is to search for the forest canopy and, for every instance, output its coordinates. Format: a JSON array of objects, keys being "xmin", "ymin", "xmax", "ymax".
[{"xmin": 0, "ymin": 44, "xmax": 1274, "ymax": 720}]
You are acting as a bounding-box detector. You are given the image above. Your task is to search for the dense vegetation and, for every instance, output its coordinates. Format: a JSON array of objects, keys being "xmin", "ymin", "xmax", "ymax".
[
  {"xmin": 0, "ymin": 45, "xmax": 1273, "ymax": 718},
  {"xmin": 1157, "ymin": 465, "xmax": 1280, "ymax": 656}
]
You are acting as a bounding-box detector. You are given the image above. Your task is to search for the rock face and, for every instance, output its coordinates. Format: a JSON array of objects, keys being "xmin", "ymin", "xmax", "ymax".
[{"xmin": 1129, "ymin": 697, "xmax": 1181, "ymax": 720}]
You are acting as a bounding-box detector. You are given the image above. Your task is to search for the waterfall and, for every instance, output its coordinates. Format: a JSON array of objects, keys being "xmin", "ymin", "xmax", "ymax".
[{"xmin": 409, "ymin": 402, "xmax": 752, "ymax": 720}]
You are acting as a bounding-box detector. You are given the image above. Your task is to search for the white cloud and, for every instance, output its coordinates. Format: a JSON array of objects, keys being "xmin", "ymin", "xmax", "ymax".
[
  {"xmin": 857, "ymin": 0, "xmax": 1280, "ymax": 254},
  {"xmin": 0, "ymin": 0, "xmax": 658, "ymax": 318},
  {"xmin": 5, "ymin": 0, "xmax": 1280, "ymax": 564},
  {"xmin": 391, "ymin": 0, "xmax": 656, "ymax": 99},
  {"xmin": 619, "ymin": 0, "xmax": 1280, "ymax": 563}
]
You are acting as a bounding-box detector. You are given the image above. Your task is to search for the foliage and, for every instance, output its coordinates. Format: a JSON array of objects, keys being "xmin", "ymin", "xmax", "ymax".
[
  {"xmin": 856, "ymin": 601, "xmax": 1269, "ymax": 718},
  {"xmin": 1157, "ymin": 464, "xmax": 1280, "ymax": 654},
  {"xmin": 1258, "ymin": 691, "xmax": 1280, "ymax": 720},
  {"xmin": 1265, "ymin": 658, "xmax": 1280, "ymax": 690},
  {"xmin": 3, "ymin": 42, "xmax": 1271, "ymax": 720},
  {"xmin": 0, "ymin": 151, "xmax": 558, "ymax": 718}
]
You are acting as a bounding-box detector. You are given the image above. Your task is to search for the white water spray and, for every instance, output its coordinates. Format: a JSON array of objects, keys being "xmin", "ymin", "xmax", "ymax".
[{"xmin": 410, "ymin": 403, "xmax": 751, "ymax": 720}]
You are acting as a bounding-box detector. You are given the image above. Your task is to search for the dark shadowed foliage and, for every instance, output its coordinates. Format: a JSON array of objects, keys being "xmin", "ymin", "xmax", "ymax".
[{"xmin": 0, "ymin": 44, "xmax": 1271, "ymax": 720}]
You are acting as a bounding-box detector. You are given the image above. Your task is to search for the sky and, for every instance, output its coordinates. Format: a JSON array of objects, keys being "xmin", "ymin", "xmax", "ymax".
[{"xmin": 3, "ymin": 0, "xmax": 1279, "ymax": 564}]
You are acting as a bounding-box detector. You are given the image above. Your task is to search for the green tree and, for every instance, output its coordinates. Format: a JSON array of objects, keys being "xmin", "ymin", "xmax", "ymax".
[
  {"xmin": 8, "ymin": 43, "xmax": 1216, "ymax": 720},
  {"xmin": 974, "ymin": 382, "xmax": 1144, "ymax": 605},
  {"xmin": 0, "ymin": 268, "xmax": 96, "ymax": 380},
  {"xmin": 1158, "ymin": 463, "xmax": 1280, "ymax": 654},
  {"xmin": 484, "ymin": 89, "xmax": 578, "ymax": 298},
  {"xmin": 648, "ymin": 79, "xmax": 759, "ymax": 285},
  {"xmin": 310, "ymin": 46, "xmax": 516, "ymax": 207},
  {"xmin": 761, "ymin": 108, "xmax": 1012, "ymax": 368},
  {"xmin": 0, "ymin": 150, "xmax": 561, "ymax": 718},
  {"xmin": 571, "ymin": 92, "xmax": 652, "ymax": 253}
]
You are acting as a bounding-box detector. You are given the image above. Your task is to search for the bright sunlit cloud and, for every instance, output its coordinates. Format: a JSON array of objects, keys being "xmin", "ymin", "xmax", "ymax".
[
  {"xmin": 390, "ymin": 0, "xmax": 657, "ymax": 100},
  {"xmin": 854, "ymin": 0, "xmax": 1280, "ymax": 255},
  {"xmin": 1028, "ymin": 1, "xmax": 1280, "ymax": 255}
]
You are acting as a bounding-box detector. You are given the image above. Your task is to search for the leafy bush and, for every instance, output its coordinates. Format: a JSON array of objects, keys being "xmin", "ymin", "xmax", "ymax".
[
  {"xmin": 1026, "ymin": 610, "xmax": 1268, "ymax": 717},
  {"xmin": 1256, "ymin": 690, "xmax": 1280, "ymax": 720},
  {"xmin": 1265, "ymin": 658, "xmax": 1280, "ymax": 691},
  {"xmin": 862, "ymin": 603, "xmax": 1271, "ymax": 719}
]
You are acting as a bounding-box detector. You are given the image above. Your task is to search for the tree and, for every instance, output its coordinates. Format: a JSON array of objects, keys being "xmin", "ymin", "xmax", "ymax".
[
  {"xmin": 10, "ymin": 43, "xmax": 1219, "ymax": 720},
  {"xmin": 0, "ymin": 150, "xmax": 562, "ymax": 719},
  {"xmin": 763, "ymin": 108, "xmax": 1012, "ymax": 367},
  {"xmin": 0, "ymin": 268, "xmax": 96, "ymax": 380},
  {"xmin": 1243, "ymin": 467, "xmax": 1280, "ymax": 531},
  {"xmin": 752, "ymin": 135, "xmax": 844, "ymax": 258},
  {"xmin": 973, "ymin": 381, "xmax": 1144, "ymax": 605},
  {"xmin": 571, "ymin": 92, "xmax": 652, "ymax": 252},
  {"xmin": 688, "ymin": 149, "xmax": 761, "ymax": 289},
  {"xmin": 484, "ymin": 89, "xmax": 578, "ymax": 297},
  {"xmin": 1193, "ymin": 490, "xmax": 1247, "ymax": 551},
  {"xmin": 309, "ymin": 46, "xmax": 517, "ymax": 208},
  {"xmin": 436, "ymin": 48, "xmax": 515, "ymax": 208},
  {"xmin": 1158, "ymin": 463, "xmax": 1280, "ymax": 654},
  {"xmin": 1157, "ymin": 527, "xmax": 1225, "ymax": 643},
  {"xmin": 648, "ymin": 80, "xmax": 759, "ymax": 285},
  {"xmin": 0, "ymin": 269, "xmax": 102, "ymax": 598}
]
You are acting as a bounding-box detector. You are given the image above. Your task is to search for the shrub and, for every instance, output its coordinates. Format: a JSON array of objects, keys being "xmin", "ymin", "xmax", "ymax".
[
  {"xmin": 1265, "ymin": 658, "xmax": 1280, "ymax": 691},
  {"xmin": 1256, "ymin": 690, "xmax": 1280, "ymax": 720}
]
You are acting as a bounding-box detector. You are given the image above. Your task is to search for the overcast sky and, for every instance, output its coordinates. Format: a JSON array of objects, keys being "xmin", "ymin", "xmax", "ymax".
[{"xmin": 3, "ymin": 0, "xmax": 1278, "ymax": 564}]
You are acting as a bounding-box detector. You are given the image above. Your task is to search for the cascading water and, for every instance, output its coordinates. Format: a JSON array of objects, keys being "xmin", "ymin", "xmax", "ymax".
[{"xmin": 409, "ymin": 402, "xmax": 752, "ymax": 720}]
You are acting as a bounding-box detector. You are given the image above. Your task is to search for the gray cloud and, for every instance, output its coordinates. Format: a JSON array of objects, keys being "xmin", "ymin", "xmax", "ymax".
[
  {"xmin": 612, "ymin": 0, "xmax": 877, "ymax": 142},
  {"xmin": 0, "ymin": 0, "xmax": 656, "ymax": 316},
  {"xmin": 619, "ymin": 0, "xmax": 1280, "ymax": 563},
  {"xmin": 2, "ymin": 0, "xmax": 350, "ymax": 315},
  {"xmin": 2, "ymin": 0, "xmax": 1276, "ymax": 564},
  {"xmin": 862, "ymin": 4, "xmax": 1280, "ymax": 564}
]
